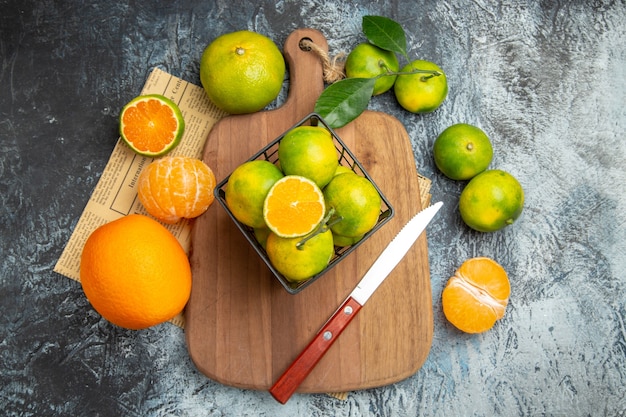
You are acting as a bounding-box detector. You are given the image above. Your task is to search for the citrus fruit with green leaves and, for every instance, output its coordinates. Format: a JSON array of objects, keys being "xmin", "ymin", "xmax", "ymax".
[
  {"xmin": 119, "ymin": 94, "xmax": 185, "ymax": 157},
  {"xmin": 394, "ymin": 60, "xmax": 448, "ymax": 113},
  {"xmin": 345, "ymin": 43, "xmax": 400, "ymax": 96},
  {"xmin": 459, "ymin": 169, "xmax": 524, "ymax": 232},
  {"xmin": 324, "ymin": 172, "xmax": 381, "ymax": 237},
  {"xmin": 266, "ymin": 229, "xmax": 334, "ymax": 282},
  {"xmin": 433, "ymin": 123, "xmax": 493, "ymax": 180},
  {"xmin": 200, "ymin": 30, "xmax": 285, "ymax": 114},
  {"xmin": 278, "ymin": 126, "xmax": 338, "ymax": 188},
  {"xmin": 225, "ymin": 160, "xmax": 284, "ymax": 228},
  {"xmin": 262, "ymin": 175, "xmax": 326, "ymax": 238},
  {"xmin": 80, "ymin": 214, "xmax": 191, "ymax": 330}
]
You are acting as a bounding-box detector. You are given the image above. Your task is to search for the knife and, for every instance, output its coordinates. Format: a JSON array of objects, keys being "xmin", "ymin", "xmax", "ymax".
[{"xmin": 269, "ymin": 201, "xmax": 443, "ymax": 404}]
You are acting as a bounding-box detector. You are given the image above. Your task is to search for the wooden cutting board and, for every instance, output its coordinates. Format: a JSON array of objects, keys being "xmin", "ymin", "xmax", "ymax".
[{"xmin": 185, "ymin": 28, "xmax": 434, "ymax": 393}]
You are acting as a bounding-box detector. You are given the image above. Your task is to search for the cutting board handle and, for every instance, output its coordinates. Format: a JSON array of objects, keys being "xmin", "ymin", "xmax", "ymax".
[{"xmin": 279, "ymin": 28, "xmax": 329, "ymax": 116}]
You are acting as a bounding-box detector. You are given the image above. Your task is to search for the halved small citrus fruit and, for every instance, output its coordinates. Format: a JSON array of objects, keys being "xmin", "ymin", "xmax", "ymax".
[
  {"xmin": 119, "ymin": 94, "xmax": 185, "ymax": 157},
  {"xmin": 442, "ymin": 257, "xmax": 510, "ymax": 334},
  {"xmin": 263, "ymin": 175, "xmax": 325, "ymax": 238}
]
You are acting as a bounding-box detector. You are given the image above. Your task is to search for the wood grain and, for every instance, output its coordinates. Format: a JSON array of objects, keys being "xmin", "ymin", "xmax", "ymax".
[{"xmin": 185, "ymin": 28, "xmax": 433, "ymax": 393}]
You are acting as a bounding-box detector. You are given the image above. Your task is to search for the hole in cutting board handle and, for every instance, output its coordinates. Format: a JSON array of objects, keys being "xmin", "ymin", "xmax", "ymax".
[{"xmin": 299, "ymin": 37, "xmax": 314, "ymax": 51}]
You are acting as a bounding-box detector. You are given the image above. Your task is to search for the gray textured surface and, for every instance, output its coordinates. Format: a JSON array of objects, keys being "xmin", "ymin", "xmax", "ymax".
[{"xmin": 1, "ymin": 1, "xmax": 625, "ymax": 416}]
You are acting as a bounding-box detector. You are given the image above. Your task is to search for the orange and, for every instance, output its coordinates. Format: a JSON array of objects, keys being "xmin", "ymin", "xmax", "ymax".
[
  {"xmin": 433, "ymin": 123, "xmax": 493, "ymax": 180},
  {"xmin": 323, "ymin": 172, "xmax": 381, "ymax": 237},
  {"xmin": 119, "ymin": 94, "xmax": 185, "ymax": 157},
  {"xmin": 80, "ymin": 214, "xmax": 191, "ymax": 330},
  {"xmin": 345, "ymin": 43, "xmax": 400, "ymax": 95},
  {"xmin": 442, "ymin": 257, "xmax": 510, "ymax": 333},
  {"xmin": 278, "ymin": 126, "xmax": 339, "ymax": 189},
  {"xmin": 137, "ymin": 156, "xmax": 216, "ymax": 224},
  {"xmin": 225, "ymin": 160, "xmax": 284, "ymax": 228},
  {"xmin": 394, "ymin": 60, "xmax": 448, "ymax": 113},
  {"xmin": 263, "ymin": 175, "xmax": 326, "ymax": 238},
  {"xmin": 459, "ymin": 169, "xmax": 524, "ymax": 232},
  {"xmin": 200, "ymin": 30, "xmax": 286, "ymax": 114},
  {"xmin": 266, "ymin": 229, "xmax": 334, "ymax": 282}
]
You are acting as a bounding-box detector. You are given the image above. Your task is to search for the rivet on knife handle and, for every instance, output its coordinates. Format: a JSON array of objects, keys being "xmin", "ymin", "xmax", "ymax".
[{"xmin": 269, "ymin": 296, "xmax": 362, "ymax": 404}]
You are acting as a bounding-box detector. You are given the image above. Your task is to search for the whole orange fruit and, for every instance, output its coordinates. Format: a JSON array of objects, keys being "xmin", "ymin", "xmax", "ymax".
[
  {"xmin": 200, "ymin": 30, "xmax": 286, "ymax": 114},
  {"xmin": 137, "ymin": 156, "xmax": 216, "ymax": 224},
  {"xmin": 80, "ymin": 214, "xmax": 191, "ymax": 330},
  {"xmin": 394, "ymin": 59, "xmax": 448, "ymax": 113},
  {"xmin": 459, "ymin": 169, "xmax": 524, "ymax": 232},
  {"xmin": 433, "ymin": 123, "xmax": 493, "ymax": 180},
  {"xmin": 442, "ymin": 257, "xmax": 510, "ymax": 333}
]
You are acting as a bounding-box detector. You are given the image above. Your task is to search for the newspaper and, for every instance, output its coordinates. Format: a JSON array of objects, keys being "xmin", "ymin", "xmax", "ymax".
[{"xmin": 54, "ymin": 68, "xmax": 226, "ymax": 328}]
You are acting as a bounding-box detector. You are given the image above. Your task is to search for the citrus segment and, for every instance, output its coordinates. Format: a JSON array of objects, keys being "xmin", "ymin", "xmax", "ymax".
[
  {"xmin": 119, "ymin": 94, "xmax": 185, "ymax": 157},
  {"xmin": 278, "ymin": 126, "xmax": 339, "ymax": 188},
  {"xmin": 459, "ymin": 169, "xmax": 524, "ymax": 232},
  {"xmin": 137, "ymin": 156, "xmax": 216, "ymax": 224},
  {"xmin": 200, "ymin": 30, "xmax": 285, "ymax": 114},
  {"xmin": 434, "ymin": 123, "xmax": 493, "ymax": 180},
  {"xmin": 263, "ymin": 175, "xmax": 326, "ymax": 238},
  {"xmin": 225, "ymin": 160, "xmax": 284, "ymax": 228},
  {"xmin": 323, "ymin": 172, "xmax": 381, "ymax": 237},
  {"xmin": 80, "ymin": 214, "xmax": 191, "ymax": 330},
  {"xmin": 266, "ymin": 229, "xmax": 334, "ymax": 282},
  {"xmin": 442, "ymin": 257, "xmax": 510, "ymax": 333},
  {"xmin": 394, "ymin": 60, "xmax": 448, "ymax": 113}
]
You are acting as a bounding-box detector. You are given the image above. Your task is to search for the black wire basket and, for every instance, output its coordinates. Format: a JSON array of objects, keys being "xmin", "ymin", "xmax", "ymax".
[{"xmin": 214, "ymin": 113, "xmax": 394, "ymax": 294}]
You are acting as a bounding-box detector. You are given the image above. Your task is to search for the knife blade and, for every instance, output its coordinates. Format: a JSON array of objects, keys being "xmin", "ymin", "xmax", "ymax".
[{"xmin": 269, "ymin": 201, "xmax": 443, "ymax": 404}]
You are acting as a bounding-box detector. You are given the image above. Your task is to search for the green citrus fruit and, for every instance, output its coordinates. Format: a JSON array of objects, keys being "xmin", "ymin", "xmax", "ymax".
[
  {"xmin": 394, "ymin": 60, "xmax": 448, "ymax": 113},
  {"xmin": 278, "ymin": 126, "xmax": 338, "ymax": 188},
  {"xmin": 254, "ymin": 227, "xmax": 270, "ymax": 249},
  {"xmin": 332, "ymin": 233, "xmax": 363, "ymax": 247},
  {"xmin": 324, "ymin": 172, "xmax": 381, "ymax": 237},
  {"xmin": 119, "ymin": 94, "xmax": 185, "ymax": 157},
  {"xmin": 345, "ymin": 43, "xmax": 400, "ymax": 95},
  {"xmin": 459, "ymin": 169, "xmax": 524, "ymax": 232},
  {"xmin": 433, "ymin": 123, "xmax": 493, "ymax": 180},
  {"xmin": 200, "ymin": 30, "xmax": 285, "ymax": 114},
  {"xmin": 266, "ymin": 229, "xmax": 334, "ymax": 282},
  {"xmin": 225, "ymin": 160, "xmax": 284, "ymax": 228},
  {"xmin": 333, "ymin": 165, "xmax": 353, "ymax": 177}
]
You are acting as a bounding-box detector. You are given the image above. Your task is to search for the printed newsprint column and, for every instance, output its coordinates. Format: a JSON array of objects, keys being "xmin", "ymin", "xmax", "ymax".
[{"xmin": 54, "ymin": 68, "xmax": 226, "ymax": 327}]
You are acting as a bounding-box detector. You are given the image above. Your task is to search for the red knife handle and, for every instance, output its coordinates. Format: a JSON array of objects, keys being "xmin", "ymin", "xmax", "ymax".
[{"xmin": 269, "ymin": 296, "xmax": 362, "ymax": 404}]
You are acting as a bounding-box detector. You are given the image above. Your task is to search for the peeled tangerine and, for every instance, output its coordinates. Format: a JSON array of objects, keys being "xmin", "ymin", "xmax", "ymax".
[
  {"xmin": 442, "ymin": 257, "xmax": 510, "ymax": 333},
  {"xmin": 138, "ymin": 156, "xmax": 216, "ymax": 224}
]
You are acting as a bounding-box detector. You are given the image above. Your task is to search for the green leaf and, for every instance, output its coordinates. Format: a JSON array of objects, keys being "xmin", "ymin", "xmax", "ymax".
[
  {"xmin": 314, "ymin": 78, "xmax": 376, "ymax": 129},
  {"xmin": 362, "ymin": 15, "xmax": 407, "ymax": 57}
]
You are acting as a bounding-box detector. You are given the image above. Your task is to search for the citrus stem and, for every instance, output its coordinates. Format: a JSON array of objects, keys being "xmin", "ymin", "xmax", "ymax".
[
  {"xmin": 296, "ymin": 208, "xmax": 342, "ymax": 249},
  {"xmin": 373, "ymin": 68, "xmax": 441, "ymax": 80}
]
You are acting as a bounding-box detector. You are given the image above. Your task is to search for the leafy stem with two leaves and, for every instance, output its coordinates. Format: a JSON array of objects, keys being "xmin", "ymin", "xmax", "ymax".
[{"xmin": 313, "ymin": 15, "xmax": 442, "ymax": 129}]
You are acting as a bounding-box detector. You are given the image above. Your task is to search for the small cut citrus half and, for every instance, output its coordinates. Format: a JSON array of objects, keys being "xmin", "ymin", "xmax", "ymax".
[
  {"xmin": 119, "ymin": 94, "xmax": 185, "ymax": 157},
  {"xmin": 442, "ymin": 257, "xmax": 510, "ymax": 334},
  {"xmin": 263, "ymin": 175, "xmax": 326, "ymax": 238}
]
